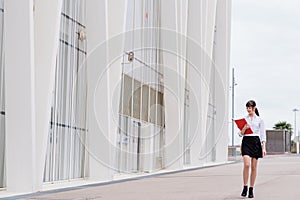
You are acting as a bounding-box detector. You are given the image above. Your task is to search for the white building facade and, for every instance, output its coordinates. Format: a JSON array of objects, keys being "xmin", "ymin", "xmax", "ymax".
[{"xmin": 0, "ymin": 0, "xmax": 231, "ymax": 195}]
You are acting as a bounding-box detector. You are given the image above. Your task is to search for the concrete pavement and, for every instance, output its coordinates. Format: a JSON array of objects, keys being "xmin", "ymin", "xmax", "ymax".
[{"xmin": 4, "ymin": 155, "xmax": 300, "ymax": 200}]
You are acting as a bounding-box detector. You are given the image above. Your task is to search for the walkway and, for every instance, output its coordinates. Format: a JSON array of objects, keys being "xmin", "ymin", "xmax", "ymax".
[{"xmin": 5, "ymin": 155, "xmax": 300, "ymax": 200}]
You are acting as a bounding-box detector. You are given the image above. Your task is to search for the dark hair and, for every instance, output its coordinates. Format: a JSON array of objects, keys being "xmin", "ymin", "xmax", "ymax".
[{"xmin": 246, "ymin": 100, "xmax": 260, "ymax": 116}]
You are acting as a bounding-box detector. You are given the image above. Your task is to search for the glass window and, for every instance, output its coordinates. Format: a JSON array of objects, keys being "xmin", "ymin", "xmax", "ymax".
[
  {"xmin": 117, "ymin": 0, "xmax": 165, "ymax": 173},
  {"xmin": 141, "ymin": 85, "xmax": 149, "ymax": 122},
  {"xmin": 44, "ymin": 0, "xmax": 87, "ymax": 183},
  {"xmin": 120, "ymin": 0, "xmax": 164, "ymax": 126}
]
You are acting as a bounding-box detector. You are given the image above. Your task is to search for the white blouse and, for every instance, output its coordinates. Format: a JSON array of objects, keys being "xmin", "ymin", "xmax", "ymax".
[{"xmin": 239, "ymin": 114, "xmax": 266, "ymax": 142}]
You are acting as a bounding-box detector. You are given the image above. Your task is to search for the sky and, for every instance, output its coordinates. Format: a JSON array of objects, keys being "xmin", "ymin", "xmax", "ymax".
[{"xmin": 230, "ymin": 0, "xmax": 300, "ymax": 145}]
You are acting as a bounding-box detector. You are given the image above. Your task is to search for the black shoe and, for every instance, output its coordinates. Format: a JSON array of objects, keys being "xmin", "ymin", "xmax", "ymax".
[
  {"xmin": 241, "ymin": 186, "xmax": 247, "ymax": 197},
  {"xmin": 248, "ymin": 187, "xmax": 254, "ymax": 198}
]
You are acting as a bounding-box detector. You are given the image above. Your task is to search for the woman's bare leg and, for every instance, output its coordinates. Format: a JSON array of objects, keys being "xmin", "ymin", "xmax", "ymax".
[
  {"xmin": 243, "ymin": 155, "xmax": 251, "ymax": 185},
  {"xmin": 250, "ymin": 158, "xmax": 258, "ymax": 187}
]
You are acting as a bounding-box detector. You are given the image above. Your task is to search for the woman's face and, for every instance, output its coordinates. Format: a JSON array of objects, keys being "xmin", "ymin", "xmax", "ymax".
[{"xmin": 246, "ymin": 106, "xmax": 255, "ymax": 115}]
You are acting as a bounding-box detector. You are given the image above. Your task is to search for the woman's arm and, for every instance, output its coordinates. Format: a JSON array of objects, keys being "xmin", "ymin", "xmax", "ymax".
[
  {"xmin": 260, "ymin": 119, "xmax": 267, "ymax": 157},
  {"xmin": 259, "ymin": 119, "xmax": 266, "ymax": 142}
]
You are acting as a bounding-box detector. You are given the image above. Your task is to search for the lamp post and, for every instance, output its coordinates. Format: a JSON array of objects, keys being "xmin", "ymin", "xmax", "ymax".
[
  {"xmin": 292, "ymin": 108, "xmax": 299, "ymax": 154},
  {"xmin": 231, "ymin": 68, "xmax": 237, "ymax": 156}
]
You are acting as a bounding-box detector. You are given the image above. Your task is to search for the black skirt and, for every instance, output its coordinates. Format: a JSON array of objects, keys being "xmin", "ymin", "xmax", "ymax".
[{"xmin": 241, "ymin": 136, "xmax": 263, "ymax": 159}]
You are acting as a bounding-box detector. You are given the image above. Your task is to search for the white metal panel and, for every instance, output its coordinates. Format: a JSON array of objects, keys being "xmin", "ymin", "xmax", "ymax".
[{"xmin": 4, "ymin": 0, "xmax": 36, "ymax": 193}]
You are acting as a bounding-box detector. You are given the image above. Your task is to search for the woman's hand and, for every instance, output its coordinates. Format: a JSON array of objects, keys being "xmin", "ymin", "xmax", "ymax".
[
  {"xmin": 240, "ymin": 124, "xmax": 250, "ymax": 135},
  {"xmin": 262, "ymin": 141, "xmax": 267, "ymax": 157},
  {"xmin": 242, "ymin": 124, "xmax": 250, "ymax": 130},
  {"xmin": 262, "ymin": 149, "xmax": 267, "ymax": 157}
]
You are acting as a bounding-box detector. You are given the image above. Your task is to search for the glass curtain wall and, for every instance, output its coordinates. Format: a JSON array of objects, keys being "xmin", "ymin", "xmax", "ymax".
[
  {"xmin": 44, "ymin": 0, "xmax": 87, "ymax": 182},
  {"xmin": 117, "ymin": 0, "xmax": 165, "ymax": 173},
  {"xmin": 0, "ymin": 0, "xmax": 5, "ymax": 188}
]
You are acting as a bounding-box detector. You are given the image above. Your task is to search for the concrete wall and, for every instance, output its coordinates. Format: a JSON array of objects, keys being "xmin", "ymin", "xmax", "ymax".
[{"xmin": 266, "ymin": 130, "xmax": 291, "ymax": 154}]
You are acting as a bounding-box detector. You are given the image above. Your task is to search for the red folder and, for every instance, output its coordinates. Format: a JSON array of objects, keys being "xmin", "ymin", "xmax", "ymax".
[{"xmin": 234, "ymin": 118, "xmax": 253, "ymax": 134}]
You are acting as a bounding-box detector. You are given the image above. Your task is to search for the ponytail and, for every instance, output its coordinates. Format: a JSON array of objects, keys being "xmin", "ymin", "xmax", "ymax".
[{"xmin": 255, "ymin": 108, "xmax": 260, "ymax": 116}]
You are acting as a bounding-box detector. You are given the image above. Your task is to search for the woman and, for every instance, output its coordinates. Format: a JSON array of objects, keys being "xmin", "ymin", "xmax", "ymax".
[{"xmin": 239, "ymin": 100, "xmax": 266, "ymax": 198}]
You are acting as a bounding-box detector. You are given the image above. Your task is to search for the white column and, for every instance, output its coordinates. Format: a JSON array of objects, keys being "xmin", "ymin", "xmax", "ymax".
[
  {"xmin": 160, "ymin": 0, "xmax": 184, "ymax": 170},
  {"xmin": 86, "ymin": 0, "xmax": 111, "ymax": 180},
  {"xmin": 34, "ymin": 0, "xmax": 62, "ymax": 190},
  {"xmin": 213, "ymin": 0, "xmax": 231, "ymax": 162},
  {"xmin": 86, "ymin": 0, "xmax": 126, "ymax": 180},
  {"xmin": 4, "ymin": 0, "xmax": 36, "ymax": 193},
  {"xmin": 106, "ymin": 0, "xmax": 126, "ymax": 176},
  {"xmin": 184, "ymin": 0, "xmax": 218, "ymax": 165}
]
